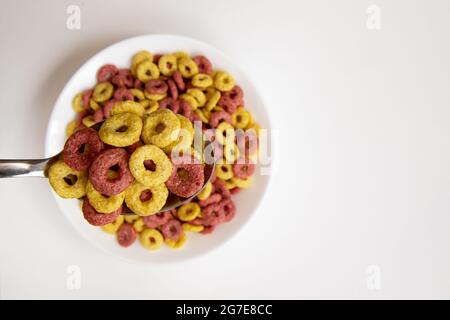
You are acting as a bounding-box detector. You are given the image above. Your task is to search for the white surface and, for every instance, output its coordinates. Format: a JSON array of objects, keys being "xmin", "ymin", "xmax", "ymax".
[
  {"xmin": 45, "ymin": 34, "xmax": 271, "ymax": 263},
  {"xmin": 1, "ymin": 0, "xmax": 450, "ymax": 299}
]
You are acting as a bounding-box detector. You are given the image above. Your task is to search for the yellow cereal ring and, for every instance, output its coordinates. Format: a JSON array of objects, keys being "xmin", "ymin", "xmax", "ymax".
[
  {"xmin": 141, "ymin": 99, "xmax": 159, "ymax": 115},
  {"xmin": 215, "ymin": 121, "xmax": 235, "ymax": 145},
  {"xmin": 191, "ymin": 73, "xmax": 213, "ymax": 88},
  {"xmin": 93, "ymin": 82, "xmax": 114, "ymax": 102},
  {"xmin": 178, "ymin": 57, "xmax": 198, "ymax": 78},
  {"xmin": 125, "ymin": 214, "xmax": 140, "ymax": 224},
  {"xmin": 214, "ymin": 71, "xmax": 235, "ymax": 91},
  {"xmin": 194, "ymin": 109, "xmax": 209, "ymax": 124},
  {"xmin": 231, "ymin": 108, "xmax": 251, "ymax": 129},
  {"xmin": 179, "ymin": 94, "xmax": 198, "ymax": 110},
  {"xmin": 212, "ymin": 106, "xmax": 224, "ymax": 112},
  {"xmin": 133, "ymin": 217, "xmax": 146, "ymax": 232},
  {"xmin": 140, "ymin": 228, "xmax": 163, "ymax": 250},
  {"xmin": 65, "ymin": 120, "xmax": 78, "ymax": 137},
  {"xmin": 89, "ymin": 99, "xmax": 101, "ymax": 112},
  {"xmin": 141, "ymin": 109, "xmax": 181, "ymax": 148},
  {"xmin": 72, "ymin": 93, "xmax": 84, "ymax": 112},
  {"xmin": 231, "ymin": 176, "xmax": 253, "ymax": 188},
  {"xmin": 111, "ymin": 100, "xmax": 145, "ymax": 117},
  {"xmin": 196, "ymin": 181, "xmax": 212, "ymax": 200},
  {"xmin": 158, "ymin": 54, "xmax": 178, "ymax": 76},
  {"xmin": 144, "ymin": 91, "xmax": 167, "ymax": 101},
  {"xmin": 165, "ymin": 232, "xmax": 187, "ymax": 249},
  {"xmin": 86, "ymin": 181, "xmax": 125, "ymax": 213},
  {"xmin": 99, "ymin": 112, "xmax": 143, "ymax": 147},
  {"xmin": 205, "ymin": 90, "xmax": 221, "ymax": 111},
  {"xmin": 131, "ymin": 50, "xmax": 153, "ymax": 75},
  {"xmin": 136, "ymin": 60, "xmax": 160, "ymax": 82},
  {"xmin": 82, "ymin": 115, "xmax": 96, "ymax": 127},
  {"xmin": 129, "ymin": 145, "xmax": 172, "ymax": 187},
  {"xmin": 182, "ymin": 223, "xmax": 204, "ymax": 233},
  {"xmin": 162, "ymin": 115, "xmax": 194, "ymax": 152},
  {"xmin": 216, "ymin": 163, "xmax": 233, "ymax": 180},
  {"xmin": 125, "ymin": 181, "xmax": 169, "ymax": 216},
  {"xmin": 173, "ymin": 51, "xmax": 190, "ymax": 60},
  {"xmin": 220, "ymin": 143, "xmax": 240, "ymax": 164},
  {"xmin": 224, "ymin": 179, "xmax": 236, "ymax": 189},
  {"xmin": 246, "ymin": 122, "xmax": 262, "ymax": 137},
  {"xmin": 130, "ymin": 88, "xmax": 145, "ymax": 101},
  {"xmin": 177, "ymin": 203, "xmax": 201, "ymax": 222},
  {"xmin": 101, "ymin": 216, "xmax": 124, "ymax": 234},
  {"xmin": 48, "ymin": 160, "xmax": 87, "ymax": 199},
  {"xmin": 186, "ymin": 88, "xmax": 206, "ymax": 107}
]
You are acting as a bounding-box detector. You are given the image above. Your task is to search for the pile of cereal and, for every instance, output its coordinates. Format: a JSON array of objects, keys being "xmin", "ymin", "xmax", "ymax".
[{"xmin": 49, "ymin": 50, "xmax": 260, "ymax": 251}]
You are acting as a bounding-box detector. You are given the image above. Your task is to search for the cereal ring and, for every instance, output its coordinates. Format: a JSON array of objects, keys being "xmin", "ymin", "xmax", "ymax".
[
  {"xmin": 101, "ymin": 216, "xmax": 124, "ymax": 234},
  {"xmin": 114, "ymin": 87, "xmax": 134, "ymax": 101},
  {"xmin": 198, "ymin": 193, "xmax": 222, "ymax": 207},
  {"xmin": 230, "ymin": 187, "xmax": 241, "ymax": 195},
  {"xmin": 141, "ymin": 109, "xmax": 181, "ymax": 148},
  {"xmin": 192, "ymin": 55, "xmax": 213, "ymax": 74},
  {"xmin": 99, "ymin": 113, "xmax": 143, "ymax": 147},
  {"xmin": 93, "ymin": 82, "xmax": 114, "ymax": 102},
  {"xmin": 177, "ymin": 202, "xmax": 201, "ymax": 222},
  {"xmin": 214, "ymin": 71, "xmax": 235, "ymax": 92},
  {"xmin": 142, "ymin": 209, "xmax": 174, "ymax": 228},
  {"xmin": 179, "ymin": 93, "xmax": 198, "ymax": 110},
  {"xmin": 159, "ymin": 97, "xmax": 180, "ymax": 113},
  {"xmin": 177, "ymin": 100, "xmax": 193, "ymax": 120},
  {"xmin": 117, "ymin": 223, "xmax": 137, "ymax": 247},
  {"xmin": 110, "ymin": 100, "xmax": 145, "ymax": 117},
  {"xmin": 133, "ymin": 218, "xmax": 145, "ymax": 232},
  {"xmin": 112, "ymin": 69, "xmax": 134, "ymax": 88},
  {"xmin": 165, "ymin": 232, "xmax": 186, "ymax": 249},
  {"xmin": 182, "ymin": 223, "xmax": 204, "ymax": 233},
  {"xmin": 136, "ymin": 60, "xmax": 160, "ymax": 82},
  {"xmin": 141, "ymin": 99, "xmax": 159, "ymax": 115},
  {"xmin": 215, "ymin": 121, "xmax": 235, "ymax": 145},
  {"xmin": 213, "ymin": 179, "xmax": 231, "ymax": 198},
  {"xmin": 167, "ymin": 79, "xmax": 179, "ymax": 100},
  {"xmin": 224, "ymin": 179, "xmax": 236, "ymax": 189},
  {"xmin": 191, "ymin": 73, "xmax": 213, "ymax": 88},
  {"xmin": 174, "ymin": 51, "xmax": 190, "ymax": 60},
  {"xmin": 200, "ymin": 225, "xmax": 216, "ymax": 234},
  {"xmin": 86, "ymin": 181, "xmax": 125, "ymax": 213},
  {"xmin": 145, "ymin": 79, "xmax": 168, "ymax": 95},
  {"xmin": 132, "ymin": 50, "xmax": 153, "ymax": 71},
  {"xmin": 220, "ymin": 198, "xmax": 236, "ymax": 223},
  {"xmin": 72, "ymin": 93, "xmax": 84, "ymax": 112},
  {"xmin": 97, "ymin": 64, "xmax": 118, "ymax": 82},
  {"xmin": 165, "ymin": 159, "xmax": 204, "ymax": 198},
  {"xmin": 89, "ymin": 148, "xmax": 134, "ymax": 196},
  {"xmin": 89, "ymin": 99, "xmax": 101, "ymax": 112},
  {"xmin": 140, "ymin": 228, "xmax": 163, "ymax": 250},
  {"xmin": 82, "ymin": 89, "xmax": 93, "ymax": 109},
  {"xmin": 161, "ymin": 219, "xmax": 183, "ymax": 241},
  {"xmin": 129, "ymin": 145, "xmax": 172, "ymax": 187},
  {"xmin": 81, "ymin": 115, "xmax": 96, "ymax": 127},
  {"xmin": 205, "ymin": 90, "xmax": 221, "ymax": 111},
  {"xmin": 48, "ymin": 160, "xmax": 87, "ymax": 199},
  {"xmin": 153, "ymin": 54, "xmax": 162, "ymax": 64},
  {"xmin": 125, "ymin": 181, "xmax": 169, "ymax": 216},
  {"xmin": 178, "ymin": 57, "xmax": 199, "ymax": 78},
  {"xmin": 232, "ymin": 162, "xmax": 255, "ymax": 179},
  {"xmin": 186, "ymin": 88, "xmax": 206, "ymax": 107},
  {"xmin": 158, "ymin": 54, "xmax": 178, "ymax": 76},
  {"xmin": 219, "ymin": 85, "xmax": 243, "ymax": 107},
  {"xmin": 63, "ymin": 127, "xmax": 105, "ymax": 171},
  {"xmin": 82, "ymin": 198, "xmax": 122, "ymax": 226},
  {"xmin": 124, "ymin": 214, "xmax": 140, "ymax": 224},
  {"xmin": 201, "ymin": 203, "xmax": 225, "ymax": 226},
  {"xmin": 209, "ymin": 110, "xmax": 231, "ymax": 128},
  {"xmin": 162, "ymin": 115, "xmax": 194, "ymax": 153},
  {"xmin": 215, "ymin": 164, "xmax": 233, "ymax": 180},
  {"xmin": 196, "ymin": 181, "xmax": 212, "ymax": 200},
  {"xmin": 102, "ymin": 99, "xmax": 118, "ymax": 118},
  {"xmin": 66, "ymin": 120, "xmax": 78, "ymax": 137},
  {"xmin": 231, "ymin": 108, "xmax": 251, "ymax": 129},
  {"xmin": 172, "ymin": 70, "xmax": 186, "ymax": 91},
  {"xmin": 134, "ymin": 78, "xmax": 146, "ymax": 91},
  {"xmin": 230, "ymin": 176, "xmax": 252, "ymax": 188},
  {"xmin": 222, "ymin": 143, "xmax": 240, "ymax": 163},
  {"xmin": 130, "ymin": 88, "xmax": 145, "ymax": 101}
]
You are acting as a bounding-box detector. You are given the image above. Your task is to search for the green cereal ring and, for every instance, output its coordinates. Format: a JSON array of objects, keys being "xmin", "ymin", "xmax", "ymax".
[
  {"xmin": 136, "ymin": 60, "xmax": 160, "ymax": 82},
  {"xmin": 125, "ymin": 181, "xmax": 169, "ymax": 216},
  {"xmin": 191, "ymin": 73, "xmax": 213, "ymax": 88},
  {"xmin": 132, "ymin": 50, "xmax": 153, "ymax": 75},
  {"xmin": 129, "ymin": 145, "xmax": 172, "ymax": 187},
  {"xmin": 215, "ymin": 121, "xmax": 235, "ymax": 145},
  {"xmin": 141, "ymin": 109, "xmax": 181, "ymax": 148},
  {"xmin": 162, "ymin": 115, "xmax": 194, "ymax": 153},
  {"xmin": 130, "ymin": 88, "xmax": 145, "ymax": 101},
  {"xmin": 158, "ymin": 54, "xmax": 178, "ymax": 76},
  {"xmin": 178, "ymin": 57, "xmax": 199, "ymax": 78},
  {"xmin": 99, "ymin": 113, "xmax": 143, "ymax": 147},
  {"xmin": 93, "ymin": 82, "xmax": 114, "ymax": 102},
  {"xmin": 179, "ymin": 93, "xmax": 198, "ymax": 110},
  {"xmin": 72, "ymin": 93, "xmax": 84, "ymax": 112},
  {"xmin": 144, "ymin": 91, "xmax": 167, "ymax": 101},
  {"xmin": 48, "ymin": 160, "xmax": 87, "ymax": 199},
  {"xmin": 140, "ymin": 228, "xmax": 164, "ymax": 250},
  {"xmin": 111, "ymin": 100, "xmax": 145, "ymax": 117},
  {"xmin": 205, "ymin": 90, "xmax": 221, "ymax": 111},
  {"xmin": 86, "ymin": 181, "xmax": 125, "ymax": 213},
  {"xmin": 214, "ymin": 71, "xmax": 235, "ymax": 92}
]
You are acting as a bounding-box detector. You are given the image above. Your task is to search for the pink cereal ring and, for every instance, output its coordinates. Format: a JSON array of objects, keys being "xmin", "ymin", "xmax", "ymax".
[
  {"xmin": 201, "ymin": 203, "xmax": 225, "ymax": 226},
  {"xmin": 102, "ymin": 99, "xmax": 118, "ymax": 118},
  {"xmin": 172, "ymin": 70, "xmax": 186, "ymax": 91},
  {"xmin": 82, "ymin": 89, "xmax": 93, "ymax": 109},
  {"xmin": 145, "ymin": 79, "xmax": 168, "ymax": 95},
  {"xmin": 192, "ymin": 55, "xmax": 213, "ymax": 74},
  {"xmin": 143, "ymin": 210, "xmax": 173, "ymax": 228},
  {"xmin": 232, "ymin": 162, "xmax": 255, "ymax": 179},
  {"xmin": 153, "ymin": 54, "xmax": 162, "ymax": 64},
  {"xmin": 198, "ymin": 193, "xmax": 222, "ymax": 207},
  {"xmin": 177, "ymin": 99, "xmax": 192, "ymax": 119},
  {"xmin": 230, "ymin": 187, "xmax": 241, "ymax": 195},
  {"xmin": 219, "ymin": 199, "xmax": 236, "ymax": 223},
  {"xmin": 113, "ymin": 87, "xmax": 133, "ymax": 101},
  {"xmin": 134, "ymin": 79, "xmax": 145, "ymax": 91},
  {"xmin": 97, "ymin": 64, "xmax": 119, "ymax": 82},
  {"xmin": 63, "ymin": 128, "xmax": 105, "ymax": 171},
  {"xmin": 161, "ymin": 219, "xmax": 183, "ymax": 241},
  {"xmin": 117, "ymin": 223, "xmax": 137, "ymax": 247},
  {"xmin": 159, "ymin": 97, "xmax": 180, "ymax": 113},
  {"xmin": 166, "ymin": 158, "xmax": 204, "ymax": 198},
  {"xmin": 200, "ymin": 225, "xmax": 216, "ymax": 234},
  {"xmin": 167, "ymin": 79, "xmax": 179, "ymax": 100},
  {"xmin": 112, "ymin": 69, "xmax": 134, "ymax": 88},
  {"xmin": 82, "ymin": 199, "xmax": 122, "ymax": 226},
  {"xmin": 209, "ymin": 110, "xmax": 231, "ymax": 128},
  {"xmin": 213, "ymin": 179, "xmax": 231, "ymax": 198},
  {"xmin": 93, "ymin": 108, "xmax": 104, "ymax": 123},
  {"xmin": 88, "ymin": 148, "xmax": 134, "ymax": 196}
]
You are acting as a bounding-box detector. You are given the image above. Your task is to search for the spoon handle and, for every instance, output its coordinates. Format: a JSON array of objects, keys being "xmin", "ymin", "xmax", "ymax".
[{"xmin": 0, "ymin": 159, "xmax": 48, "ymax": 178}]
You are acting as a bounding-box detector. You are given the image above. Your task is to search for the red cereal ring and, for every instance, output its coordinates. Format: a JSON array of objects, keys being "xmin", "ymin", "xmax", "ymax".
[
  {"xmin": 198, "ymin": 193, "xmax": 222, "ymax": 207},
  {"xmin": 232, "ymin": 162, "xmax": 255, "ymax": 179},
  {"xmin": 192, "ymin": 55, "xmax": 213, "ymax": 74},
  {"xmin": 177, "ymin": 99, "xmax": 192, "ymax": 119},
  {"xmin": 167, "ymin": 79, "xmax": 179, "ymax": 100},
  {"xmin": 97, "ymin": 64, "xmax": 119, "ymax": 82},
  {"xmin": 63, "ymin": 128, "xmax": 105, "ymax": 171},
  {"xmin": 209, "ymin": 110, "xmax": 231, "ymax": 128},
  {"xmin": 153, "ymin": 54, "xmax": 162, "ymax": 64},
  {"xmin": 172, "ymin": 70, "xmax": 186, "ymax": 91},
  {"xmin": 230, "ymin": 187, "xmax": 241, "ymax": 195},
  {"xmin": 201, "ymin": 203, "xmax": 225, "ymax": 226},
  {"xmin": 219, "ymin": 198, "xmax": 236, "ymax": 222},
  {"xmin": 145, "ymin": 79, "xmax": 168, "ymax": 95},
  {"xmin": 102, "ymin": 99, "xmax": 118, "ymax": 118},
  {"xmin": 117, "ymin": 223, "xmax": 137, "ymax": 247},
  {"xmin": 165, "ymin": 157, "xmax": 204, "ymax": 198},
  {"xmin": 89, "ymin": 148, "xmax": 134, "ymax": 196},
  {"xmin": 200, "ymin": 225, "xmax": 216, "ymax": 234},
  {"xmin": 142, "ymin": 210, "xmax": 174, "ymax": 228},
  {"xmin": 236, "ymin": 131, "xmax": 258, "ymax": 157},
  {"xmin": 159, "ymin": 97, "xmax": 180, "ymax": 113},
  {"xmin": 213, "ymin": 179, "xmax": 231, "ymax": 198},
  {"xmin": 161, "ymin": 219, "xmax": 183, "ymax": 241},
  {"xmin": 134, "ymin": 79, "xmax": 146, "ymax": 91},
  {"xmin": 82, "ymin": 89, "xmax": 93, "ymax": 110},
  {"xmin": 114, "ymin": 87, "xmax": 134, "ymax": 101},
  {"xmin": 112, "ymin": 69, "xmax": 134, "ymax": 88},
  {"xmin": 82, "ymin": 198, "xmax": 122, "ymax": 226},
  {"xmin": 93, "ymin": 108, "xmax": 104, "ymax": 123}
]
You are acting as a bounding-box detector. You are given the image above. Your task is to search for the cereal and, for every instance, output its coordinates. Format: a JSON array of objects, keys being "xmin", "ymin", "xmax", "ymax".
[
  {"xmin": 216, "ymin": 164, "xmax": 233, "ymax": 180},
  {"xmin": 110, "ymin": 100, "xmax": 145, "ymax": 117},
  {"xmin": 125, "ymin": 181, "xmax": 169, "ymax": 216},
  {"xmin": 201, "ymin": 203, "xmax": 225, "ymax": 226},
  {"xmin": 117, "ymin": 223, "xmax": 137, "ymax": 247},
  {"xmin": 82, "ymin": 115, "xmax": 96, "ymax": 128},
  {"xmin": 182, "ymin": 223, "xmax": 204, "ymax": 233},
  {"xmin": 174, "ymin": 51, "xmax": 190, "ymax": 60},
  {"xmin": 114, "ymin": 87, "xmax": 134, "ymax": 101},
  {"xmin": 178, "ymin": 57, "xmax": 198, "ymax": 78},
  {"xmin": 205, "ymin": 90, "xmax": 221, "ymax": 111},
  {"xmin": 230, "ymin": 176, "xmax": 252, "ymax": 188},
  {"xmin": 93, "ymin": 82, "xmax": 114, "ymax": 102},
  {"xmin": 141, "ymin": 109, "xmax": 181, "ymax": 148},
  {"xmin": 198, "ymin": 193, "xmax": 222, "ymax": 207},
  {"xmin": 165, "ymin": 158, "xmax": 204, "ymax": 198},
  {"xmin": 140, "ymin": 228, "xmax": 163, "ymax": 250},
  {"xmin": 158, "ymin": 54, "xmax": 178, "ymax": 76},
  {"xmin": 48, "ymin": 160, "xmax": 87, "ymax": 199},
  {"xmin": 142, "ymin": 210, "xmax": 174, "ymax": 228},
  {"xmin": 215, "ymin": 121, "xmax": 235, "ymax": 145},
  {"xmin": 102, "ymin": 99, "xmax": 118, "ymax": 118},
  {"xmin": 159, "ymin": 97, "xmax": 180, "ymax": 113},
  {"xmin": 219, "ymin": 198, "xmax": 236, "ymax": 222},
  {"xmin": 136, "ymin": 60, "xmax": 160, "ymax": 82},
  {"xmin": 194, "ymin": 109, "xmax": 209, "ymax": 124},
  {"xmin": 133, "ymin": 218, "xmax": 146, "ymax": 232},
  {"xmin": 165, "ymin": 232, "xmax": 186, "ymax": 249},
  {"xmin": 66, "ymin": 120, "xmax": 78, "ymax": 137},
  {"xmin": 112, "ymin": 69, "xmax": 134, "ymax": 88},
  {"xmin": 179, "ymin": 93, "xmax": 199, "ymax": 110},
  {"xmin": 232, "ymin": 162, "xmax": 255, "ymax": 179},
  {"xmin": 167, "ymin": 79, "xmax": 178, "ymax": 100},
  {"xmin": 86, "ymin": 181, "xmax": 125, "ymax": 213},
  {"xmin": 177, "ymin": 202, "xmax": 201, "ymax": 221},
  {"xmin": 82, "ymin": 89, "xmax": 93, "ymax": 109},
  {"xmin": 72, "ymin": 93, "xmax": 84, "ymax": 112},
  {"xmin": 82, "ymin": 198, "xmax": 122, "ymax": 226},
  {"xmin": 97, "ymin": 64, "xmax": 118, "ymax": 82},
  {"xmin": 130, "ymin": 88, "xmax": 145, "ymax": 101},
  {"xmin": 172, "ymin": 70, "xmax": 185, "ymax": 91},
  {"xmin": 141, "ymin": 99, "xmax": 159, "ymax": 115},
  {"xmin": 89, "ymin": 148, "xmax": 134, "ymax": 196},
  {"xmin": 161, "ymin": 219, "xmax": 183, "ymax": 241},
  {"xmin": 186, "ymin": 88, "xmax": 206, "ymax": 107},
  {"xmin": 101, "ymin": 216, "xmax": 125, "ymax": 234},
  {"xmin": 231, "ymin": 108, "xmax": 251, "ymax": 129},
  {"xmin": 213, "ymin": 179, "xmax": 231, "ymax": 198},
  {"xmin": 129, "ymin": 145, "xmax": 172, "ymax": 187},
  {"xmin": 99, "ymin": 113, "xmax": 143, "ymax": 147},
  {"xmin": 124, "ymin": 214, "xmax": 140, "ymax": 224},
  {"xmin": 209, "ymin": 110, "xmax": 231, "ymax": 128},
  {"xmin": 196, "ymin": 181, "xmax": 212, "ymax": 200},
  {"xmin": 145, "ymin": 79, "xmax": 168, "ymax": 95},
  {"xmin": 191, "ymin": 73, "xmax": 213, "ymax": 88},
  {"xmin": 178, "ymin": 100, "xmax": 193, "ymax": 120},
  {"xmin": 89, "ymin": 99, "xmax": 101, "ymax": 112},
  {"xmin": 218, "ymin": 85, "xmax": 243, "ymax": 113},
  {"xmin": 192, "ymin": 55, "xmax": 213, "ymax": 75},
  {"xmin": 162, "ymin": 115, "xmax": 194, "ymax": 153},
  {"xmin": 63, "ymin": 128, "xmax": 105, "ymax": 171},
  {"xmin": 214, "ymin": 71, "xmax": 234, "ymax": 91}
]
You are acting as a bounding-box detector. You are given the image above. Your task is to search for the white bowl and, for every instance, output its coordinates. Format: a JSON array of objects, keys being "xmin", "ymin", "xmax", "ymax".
[{"xmin": 45, "ymin": 34, "xmax": 271, "ymax": 263}]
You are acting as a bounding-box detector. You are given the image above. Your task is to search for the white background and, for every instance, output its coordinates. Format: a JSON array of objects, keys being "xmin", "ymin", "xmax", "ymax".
[{"xmin": 1, "ymin": 0, "xmax": 450, "ymax": 299}]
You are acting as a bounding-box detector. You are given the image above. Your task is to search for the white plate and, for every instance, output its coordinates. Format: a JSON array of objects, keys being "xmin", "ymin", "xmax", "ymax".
[{"xmin": 45, "ymin": 34, "xmax": 271, "ymax": 263}]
